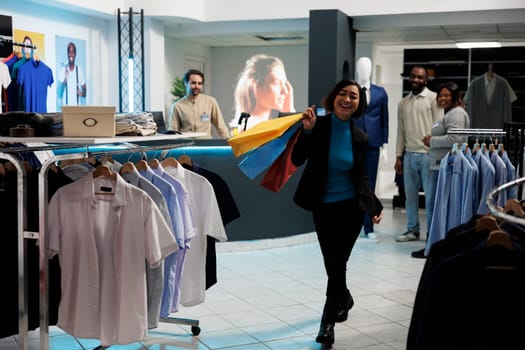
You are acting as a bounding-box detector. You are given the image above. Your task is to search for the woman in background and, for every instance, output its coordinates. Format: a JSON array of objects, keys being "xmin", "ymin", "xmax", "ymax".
[
  {"xmin": 232, "ymin": 54, "xmax": 295, "ymax": 132},
  {"xmin": 412, "ymin": 81, "xmax": 470, "ymax": 258}
]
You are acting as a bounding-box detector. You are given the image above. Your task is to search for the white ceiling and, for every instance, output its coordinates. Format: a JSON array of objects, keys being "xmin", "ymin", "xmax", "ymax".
[{"xmin": 160, "ymin": 9, "xmax": 525, "ymax": 47}]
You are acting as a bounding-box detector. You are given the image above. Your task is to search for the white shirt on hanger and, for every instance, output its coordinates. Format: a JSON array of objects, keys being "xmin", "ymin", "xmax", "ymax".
[
  {"xmin": 47, "ymin": 173, "xmax": 178, "ymax": 346},
  {"xmin": 163, "ymin": 163, "xmax": 228, "ymax": 307}
]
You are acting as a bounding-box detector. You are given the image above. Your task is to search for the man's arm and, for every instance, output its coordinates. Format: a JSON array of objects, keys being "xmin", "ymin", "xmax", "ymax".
[
  {"xmin": 394, "ymin": 101, "xmax": 406, "ymax": 175},
  {"xmin": 210, "ymin": 98, "xmax": 230, "ymax": 138},
  {"xmin": 167, "ymin": 102, "xmax": 181, "ymax": 131}
]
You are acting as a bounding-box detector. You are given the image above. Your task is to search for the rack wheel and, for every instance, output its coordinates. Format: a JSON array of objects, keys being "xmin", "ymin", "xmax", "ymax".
[{"xmin": 191, "ymin": 326, "xmax": 201, "ymax": 336}]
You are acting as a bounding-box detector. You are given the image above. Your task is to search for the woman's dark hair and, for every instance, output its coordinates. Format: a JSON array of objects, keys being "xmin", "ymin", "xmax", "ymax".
[
  {"xmin": 437, "ymin": 81, "xmax": 464, "ymax": 109},
  {"xmin": 322, "ymin": 80, "xmax": 367, "ymax": 119},
  {"xmin": 183, "ymin": 69, "xmax": 205, "ymax": 84}
]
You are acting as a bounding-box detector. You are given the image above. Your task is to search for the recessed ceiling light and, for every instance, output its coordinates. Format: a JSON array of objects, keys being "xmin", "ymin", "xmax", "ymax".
[{"xmin": 456, "ymin": 42, "xmax": 502, "ymax": 49}]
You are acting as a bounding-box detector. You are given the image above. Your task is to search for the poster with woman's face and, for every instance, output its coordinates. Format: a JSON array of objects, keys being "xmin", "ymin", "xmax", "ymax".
[
  {"xmin": 14, "ymin": 29, "xmax": 45, "ymax": 61},
  {"xmin": 55, "ymin": 36, "xmax": 87, "ymax": 110},
  {"xmin": 233, "ymin": 53, "xmax": 296, "ymax": 132}
]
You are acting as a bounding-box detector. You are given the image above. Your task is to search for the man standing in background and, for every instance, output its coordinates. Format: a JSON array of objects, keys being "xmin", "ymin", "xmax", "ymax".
[
  {"xmin": 58, "ymin": 42, "xmax": 86, "ymax": 107},
  {"xmin": 167, "ymin": 69, "xmax": 230, "ymax": 138},
  {"xmin": 394, "ymin": 66, "xmax": 442, "ymax": 245}
]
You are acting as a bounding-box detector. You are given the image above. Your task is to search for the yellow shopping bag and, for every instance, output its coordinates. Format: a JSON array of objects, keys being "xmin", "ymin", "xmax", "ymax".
[{"xmin": 227, "ymin": 113, "xmax": 303, "ymax": 157}]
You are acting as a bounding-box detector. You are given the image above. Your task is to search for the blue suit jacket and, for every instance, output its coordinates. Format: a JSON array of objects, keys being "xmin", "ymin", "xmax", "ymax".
[{"xmin": 354, "ymin": 84, "xmax": 389, "ymax": 148}]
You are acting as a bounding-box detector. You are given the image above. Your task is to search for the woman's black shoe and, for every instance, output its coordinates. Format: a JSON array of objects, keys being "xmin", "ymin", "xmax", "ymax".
[
  {"xmin": 334, "ymin": 292, "xmax": 354, "ymax": 322},
  {"xmin": 315, "ymin": 321, "xmax": 334, "ymax": 345}
]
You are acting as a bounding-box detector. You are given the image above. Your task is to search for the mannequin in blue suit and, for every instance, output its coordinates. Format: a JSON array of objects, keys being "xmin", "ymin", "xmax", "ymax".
[{"xmin": 354, "ymin": 57, "xmax": 389, "ymax": 240}]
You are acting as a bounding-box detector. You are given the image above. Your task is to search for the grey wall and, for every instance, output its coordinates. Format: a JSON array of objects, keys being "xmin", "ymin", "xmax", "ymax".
[{"xmin": 308, "ymin": 9, "xmax": 356, "ymax": 107}]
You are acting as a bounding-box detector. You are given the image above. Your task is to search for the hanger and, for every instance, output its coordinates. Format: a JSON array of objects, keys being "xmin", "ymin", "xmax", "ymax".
[
  {"xmin": 100, "ymin": 154, "xmax": 114, "ymax": 164},
  {"xmin": 502, "ymin": 199, "xmax": 525, "ymax": 218},
  {"xmin": 119, "ymin": 162, "xmax": 136, "ymax": 175},
  {"xmin": 92, "ymin": 164, "xmax": 117, "ymax": 181},
  {"xmin": 474, "ymin": 215, "xmax": 501, "ymax": 232},
  {"xmin": 450, "ymin": 143, "xmax": 459, "ymax": 154},
  {"xmin": 135, "ymin": 159, "xmax": 149, "ymax": 171},
  {"xmin": 486, "ymin": 229, "xmax": 516, "ymax": 251},
  {"xmin": 473, "ymin": 215, "xmax": 516, "ymax": 251},
  {"xmin": 147, "ymin": 158, "xmax": 161, "ymax": 169},
  {"xmin": 48, "ymin": 162, "xmax": 58, "ymax": 173},
  {"xmin": 60, "ymin": 159, "xmax": 74, "ymax": 168},
  {"xmin": 486, "ymin": 63, "xmax": 495, "ymax": 79},
  {"xmin": 497, "ymin": 143, "xmax": 505, "ymax": 155},
  {"xmin": 472, "ymin": 137, "xmax": 481, "ymax": 153},
  {"xmin": 178, "ymin": 155, "xmax": 192, "ymax": 166},
  {"xmin": 161, "ymin": 157, "xmax": 179, "ymax": 168},
  {"xmin": 4, "ymin": 161, "xmax": 32, "ymax": 173},
  {"xmin": 480, "ymin": 143, "xmax": 488, "ymax": 156}
]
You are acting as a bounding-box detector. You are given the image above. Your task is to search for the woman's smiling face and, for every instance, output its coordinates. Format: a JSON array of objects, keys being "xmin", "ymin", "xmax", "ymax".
[
  {"xmin": 437, "ymin": 87, "xmax": 453, "ymax": 111},
  {"xmin": 333, "ymin": 84, "xmax": 360, "ymax": 120}
]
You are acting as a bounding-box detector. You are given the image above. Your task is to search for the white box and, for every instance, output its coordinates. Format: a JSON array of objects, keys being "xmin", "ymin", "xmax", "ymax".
[{"xmin": 62, "ymin": 106, "xmax": 116, "ymax": 137}]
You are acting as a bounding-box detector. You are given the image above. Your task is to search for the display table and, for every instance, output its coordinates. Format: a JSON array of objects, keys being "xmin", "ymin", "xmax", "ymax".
[{"xmin": 159, "ymin": 139, "xmax": 315, "ymax": 241}]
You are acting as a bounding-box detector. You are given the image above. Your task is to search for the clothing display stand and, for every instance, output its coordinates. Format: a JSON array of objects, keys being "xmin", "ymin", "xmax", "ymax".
[
  {"xmin": 0, "ymin": 133, "xmax": 205, "ymax": 350},
  {"xmin": 448, "ymin": 128, "xmax": 506, "ymax": 137},
  {"xmin": 486, "ymin": 176, "xmax": 525, "ymax": 226},
  {"xmin": 0, "ymin": 151, "xmax": 30, "ymax": 350},
  {"xmin": 448, "ymin": 128, "xmax": 507, "ymax": 150},
  {"xmin": 0, "ymin": 37, "xmax": 38, "ymax": 50},
  {"xmin": 503, "ymin": 122, "xmax": 525, "ymax": 177}
]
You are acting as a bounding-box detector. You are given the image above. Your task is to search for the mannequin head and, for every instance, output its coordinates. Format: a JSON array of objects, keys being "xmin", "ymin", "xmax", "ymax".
[{"xmin": 356, "ymin": 57, "xmax": 372, "ymax": 86}]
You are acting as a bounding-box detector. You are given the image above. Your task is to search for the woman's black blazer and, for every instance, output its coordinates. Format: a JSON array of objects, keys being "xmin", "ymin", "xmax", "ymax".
[{"xmin": 291, "ymin": 114, "xmax": 369, "ymax": 211}]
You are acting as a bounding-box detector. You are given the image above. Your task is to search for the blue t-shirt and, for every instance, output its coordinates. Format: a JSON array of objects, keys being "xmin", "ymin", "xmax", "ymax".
[{"xmin": 17, "ymin": 59, "xmax": 54, "ymax": 113}]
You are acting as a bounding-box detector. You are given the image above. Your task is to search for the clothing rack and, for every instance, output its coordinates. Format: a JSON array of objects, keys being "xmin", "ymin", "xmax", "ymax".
[
  {"xmin": 503, "ymin": 121, "xmax": 525, "ymax": 183},
  {"xmin": 0, "ymin": 151, "xmax": 30, "ymax": 349},
  {"xmin": 448, "ymin": 128, "xmax": 506, "ymax": 136},
  {"xmin": 486, "ymin": 176, "xmax": 525, "ymax": 226},
  {"xmin": 0, "ymin": 133, "xmax": 205, "ymax": 350},
  {"xmin": 448, "ymin": 128, "xmax": 507, "ymax": 147},
  {"xmin": 0, "ymin": 36, "xmax": 38, "ymax": 50}
]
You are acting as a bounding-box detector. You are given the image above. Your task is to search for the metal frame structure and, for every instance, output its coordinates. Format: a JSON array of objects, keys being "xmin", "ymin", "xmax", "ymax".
[{"xmin": 117, "ymin": 8, "xmax": 145, "ymax": 113}]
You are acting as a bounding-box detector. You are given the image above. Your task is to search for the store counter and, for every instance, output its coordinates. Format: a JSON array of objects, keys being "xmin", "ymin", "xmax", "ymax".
[{"xmin": 159, "ymin": 139, "xmax": 315, "ymax": 241}]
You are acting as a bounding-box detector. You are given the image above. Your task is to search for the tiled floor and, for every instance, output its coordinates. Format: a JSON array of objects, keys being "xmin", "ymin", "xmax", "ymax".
[{"xmin": 3, "ymin": 206, "xmax": 429, "ymax": 350}]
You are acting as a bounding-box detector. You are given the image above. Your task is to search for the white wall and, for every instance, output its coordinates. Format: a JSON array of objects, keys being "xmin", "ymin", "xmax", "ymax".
[{"xmin": 143, "ymin": 18, "xmax": 165, "ymax": 112}]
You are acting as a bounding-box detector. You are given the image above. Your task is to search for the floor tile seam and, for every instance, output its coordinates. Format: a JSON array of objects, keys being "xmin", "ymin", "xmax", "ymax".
[
  {"xmin": 197, "ymin": 328, "xmax": 263, "ymax": 349},
  {"xmin": 361, "ymin": 307, "xmax": 413, "ymax": 324},
  {"xmin": 237, "ymin": 323, "xmax": 312, "ymax": 343}
]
